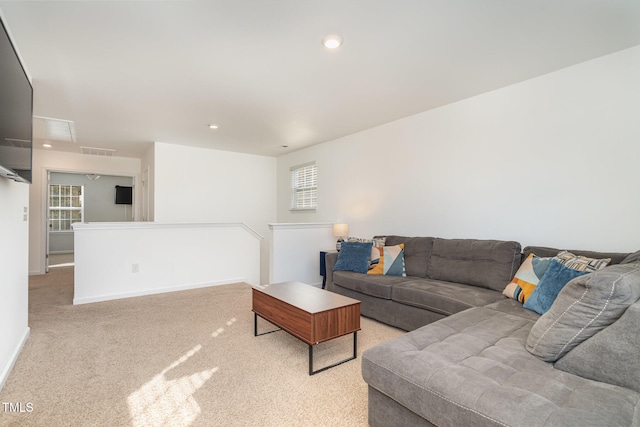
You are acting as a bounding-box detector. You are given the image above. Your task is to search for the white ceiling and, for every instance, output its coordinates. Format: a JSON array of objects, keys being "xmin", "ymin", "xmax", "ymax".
[{"xmin": 2, "ymin": 1, "xmax": 640, "ymax": 159}]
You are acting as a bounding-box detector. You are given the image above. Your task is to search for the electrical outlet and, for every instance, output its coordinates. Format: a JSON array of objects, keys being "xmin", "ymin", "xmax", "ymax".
[{"xmin": 132, "ymin": 264, "xmax": 139, "ymax": 273}]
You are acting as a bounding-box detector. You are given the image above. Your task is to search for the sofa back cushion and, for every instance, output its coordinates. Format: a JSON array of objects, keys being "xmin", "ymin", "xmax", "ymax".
[
  {"xmin": 427, "ymin": 238, "xmax": 522, "ymax": 291},
  {"xmin": 622, "ymin": 249, "xmax": 640, "ymax": 264},
  {"xmin": 381, "ymin": 236, "xmax": 434, "ymax": 278},
  {"xmin": 526, "ymin": 262, "xmax": 640, "ymax": 362},
  {"xmin": 524, "ymin": 246, "xmax": 630, "ymax": 266}
]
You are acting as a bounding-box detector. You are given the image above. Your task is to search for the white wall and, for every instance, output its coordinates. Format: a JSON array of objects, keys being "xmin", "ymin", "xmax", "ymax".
[
  {"xmin": 1, "ymin": 9, "xmax": 31, "ymax": 391},
  {"xmin": 153, "ymin": 142, "xmax": 277, "ymax": 283},
  {"xmin": 0, "ymin": 178, "xmax": 30, "ymax": 391},
  {"xmin": 73, "ymin": 222, "xmax": 261, "ymax": 304},
  {"xmin": 277, "ymin": 45, "xmax": 640, "ymax": 253},
  {"xmin": 29, "ymin": 149, "xmax": 141, "ymax": 274},
  {"xmin": 269, "ymin": 223, "xmax": 335, "ymax": 286}
]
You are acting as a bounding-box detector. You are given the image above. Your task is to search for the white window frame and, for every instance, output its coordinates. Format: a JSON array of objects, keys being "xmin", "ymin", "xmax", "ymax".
[
  {"xmin": 290, "ymin": 162, "xmax": 317, "ymax": 211},
  {"xmin": 49, "ymin": 184, "xmax": 84, "ymax": 231}
]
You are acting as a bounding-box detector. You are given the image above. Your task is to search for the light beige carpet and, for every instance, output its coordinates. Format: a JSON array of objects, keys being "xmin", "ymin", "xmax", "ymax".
[
  {"xmin": 0, "ymin": 267, "xmax": 403, "ymax": 427},
  {"xmin": 47, "ymin": 253, "xmax": 74, "ymax": 268}
]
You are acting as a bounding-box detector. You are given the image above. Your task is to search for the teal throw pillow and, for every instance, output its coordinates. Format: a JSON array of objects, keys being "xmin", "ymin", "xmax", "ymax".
[
  {"xmin": 333, "ymin": 241, "xmax": 374, "ymax": 274},
  {"xmin": 524, "ymin": 259, "xmax": 590, "ymax": 315}
]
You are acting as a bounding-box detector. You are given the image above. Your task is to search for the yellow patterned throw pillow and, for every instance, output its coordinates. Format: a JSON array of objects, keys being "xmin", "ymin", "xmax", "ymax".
[
  {"xmin": 503, "ymin": 254, "xmax": 553, "ymax": 303},
  {"xmin": 368, "ymin": 244, "xmax": 406, "ymax": 276}
]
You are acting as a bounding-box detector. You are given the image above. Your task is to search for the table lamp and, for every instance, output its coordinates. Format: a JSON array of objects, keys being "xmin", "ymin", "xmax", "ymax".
[{"xmin": 333, "ymin": 223, "xmax": 348, "ymax": 251}]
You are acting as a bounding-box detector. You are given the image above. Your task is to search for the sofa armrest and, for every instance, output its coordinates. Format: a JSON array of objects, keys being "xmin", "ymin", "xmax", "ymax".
[{"xmin": 325, "ymin": 252, "xmax": 338, "ymax": 287}]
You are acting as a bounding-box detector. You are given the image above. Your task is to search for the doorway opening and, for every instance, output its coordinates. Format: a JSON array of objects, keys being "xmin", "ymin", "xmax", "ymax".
[{"xmin": 46, "ymin": 171, "xmax": 135, "ymax": 271}]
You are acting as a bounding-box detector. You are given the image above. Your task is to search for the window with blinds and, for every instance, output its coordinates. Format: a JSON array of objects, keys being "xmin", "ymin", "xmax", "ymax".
[{"xmin": 290, "ymin": 162, "xmax": 317, "ymax": 210}]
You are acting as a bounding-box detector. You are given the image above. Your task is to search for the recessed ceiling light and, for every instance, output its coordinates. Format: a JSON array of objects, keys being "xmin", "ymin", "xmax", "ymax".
[
  {"xmin": 42, "ymin": 143, "xmax": 52, "ymax": 148},
  {"xmin": 208, "ymin": 124, "xmax": 219, "ymax": 129},
  {"xmin": 322, "ymin": 34, "xmax": 343, "ymax": 49}
]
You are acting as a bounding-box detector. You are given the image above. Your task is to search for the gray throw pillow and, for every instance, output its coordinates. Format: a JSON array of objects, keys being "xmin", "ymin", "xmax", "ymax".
[
  {"xmin": 526, "ymin": 263, "xmax": 640, "ymax": 362},
  {"xmin": 554, "ymin": 301, "xmax": 640, "ymax": 393}
]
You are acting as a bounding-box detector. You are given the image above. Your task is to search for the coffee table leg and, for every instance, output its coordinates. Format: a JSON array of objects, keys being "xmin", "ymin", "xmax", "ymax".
[
  {"xmin": 309, "ymin": 331, "xmax": 358, "ymax": 375},
  {"xmin": 254, "ymin": 313, "xmax": 282, "ymax": 336},
  {"xmin": 354, "ymin": 330, "xmax": 358, "ymax": 359}
]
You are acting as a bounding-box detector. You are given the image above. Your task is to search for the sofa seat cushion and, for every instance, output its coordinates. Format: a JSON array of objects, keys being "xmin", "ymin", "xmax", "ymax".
[
  {"xmin": 332, "ymin": 271, "xmax": 410, "ymax": 299},
  {"xmin": 484, "ymin": 298, "xmax": 541, "ymax": 321},
  {"xmin": 362, "ymin": 307, "xmax": 640, "ymax": 427},
  {"xmin": 391, "ymin": 280, "xmax": 504, "ymax": 316}
]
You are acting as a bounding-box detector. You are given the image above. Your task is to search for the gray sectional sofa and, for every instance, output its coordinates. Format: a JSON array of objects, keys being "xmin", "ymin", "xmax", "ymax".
[{"xmin": 324, "ymin": 236, "xmax": 640, "ymax": 426}]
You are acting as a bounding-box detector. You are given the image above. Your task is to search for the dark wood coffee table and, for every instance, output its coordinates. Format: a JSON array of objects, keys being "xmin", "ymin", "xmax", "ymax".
[{"xmin": 252, "ymin": 281, "xmax": 361, "ymax": 375}]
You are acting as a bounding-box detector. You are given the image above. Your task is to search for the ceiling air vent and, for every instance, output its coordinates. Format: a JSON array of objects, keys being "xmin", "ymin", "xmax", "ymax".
[
  {"xmin": 1, "ymin": 138, "xmax": 31, "ymax": 148},
  {"xmin": 80, "ymin": 146, "xmax": 116, "ymax": 156},
  {"xmin": 33, "ymin": 116, "xmax": 76, "ymax": 143}
]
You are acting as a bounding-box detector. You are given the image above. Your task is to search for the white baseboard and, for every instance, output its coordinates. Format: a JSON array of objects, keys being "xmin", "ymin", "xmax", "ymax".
[
  {"xmin": 72, "ymin": 278, "xmax": 248, "ymax": 305},
  {"xmin": 0, "ymin": 327, "xmax": 30, "ymax": 392}
]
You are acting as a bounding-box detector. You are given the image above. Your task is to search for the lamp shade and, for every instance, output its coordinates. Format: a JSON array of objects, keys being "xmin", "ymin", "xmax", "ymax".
[{"xmin": 333, "ymin": 223, "xmax": 348, "ymax": 237}]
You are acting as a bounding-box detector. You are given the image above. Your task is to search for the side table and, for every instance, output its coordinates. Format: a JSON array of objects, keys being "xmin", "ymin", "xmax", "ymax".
[{"xmin": 320, "ymin": 250, "xmax": 337, "ymax": 289}]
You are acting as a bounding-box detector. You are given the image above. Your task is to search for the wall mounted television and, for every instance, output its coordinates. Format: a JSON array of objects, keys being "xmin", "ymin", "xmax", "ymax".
[
  {"xmin": 115, "ymin": 185, "xmax": 133, "ymax": 205},
  {"xmin": 0, "ymin": 15, "xmax": 33, "ymax": 184}
]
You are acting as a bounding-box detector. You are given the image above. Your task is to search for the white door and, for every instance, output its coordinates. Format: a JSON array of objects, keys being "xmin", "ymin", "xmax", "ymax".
[
  {"xmin": 142, "ymin": 167, "xmax": 149, "ymax": 221},
  {"xmin": 45, "ymin": 170, "xmax": 51, "ymax": 273}
]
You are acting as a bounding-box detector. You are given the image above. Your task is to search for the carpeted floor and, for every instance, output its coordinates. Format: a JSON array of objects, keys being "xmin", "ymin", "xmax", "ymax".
[
  {"xmin": 48, "ymin": 253, "xmax": 74, "ymax": 268},
  {"xmin": 0, "ymin": 267, "xmax": 404, "ymax": 427}
]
